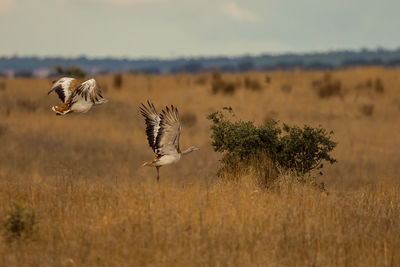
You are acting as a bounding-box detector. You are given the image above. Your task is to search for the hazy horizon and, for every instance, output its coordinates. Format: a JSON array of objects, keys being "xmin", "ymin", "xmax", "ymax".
[{"xmin": 2, "ymin": 47, "xmax": 400, "ymax": 60}]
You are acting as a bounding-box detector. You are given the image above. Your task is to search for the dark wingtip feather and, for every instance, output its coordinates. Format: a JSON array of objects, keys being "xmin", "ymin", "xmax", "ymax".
[{"xmin": 139, "ymin": 103, "xmax": 151, "ymax": 117}]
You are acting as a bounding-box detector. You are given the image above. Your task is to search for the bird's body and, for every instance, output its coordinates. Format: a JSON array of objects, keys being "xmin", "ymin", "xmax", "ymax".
[
  {"xmin": 143, "ymin": 153, "xmax": 182, "ymax": 167},
  {"xmin": 140, "ymin": 101, "xmax": 199, "ymax": 180},
  {"xmin": 48, "ymin": 77, "xmax": 108, "ymax": 115}
]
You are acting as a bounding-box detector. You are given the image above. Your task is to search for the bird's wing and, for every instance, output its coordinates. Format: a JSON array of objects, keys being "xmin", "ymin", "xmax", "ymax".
[
  {"xmin": 47, "ymin": 77, "xmax": 76, "ymax": 103},
  {"xmin": 70, "ymin": 78, "xmax": 104, "ymax": 104},
  {"xmin": 139, "ymin": 101, "xmax": 161, "ymax": 153},
  {"xmin": 154, "ymin": 105, "xmax": 181, "ymax": 155}
]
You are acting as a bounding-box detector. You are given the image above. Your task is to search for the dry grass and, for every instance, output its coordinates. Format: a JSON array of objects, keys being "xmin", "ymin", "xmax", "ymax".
[
  {"xmin": 0, "ymin": 176, "xmax": 399, "ymax": 266},
  {"xmin": 0, "ymin": 67, "xmax": 399, "ymax": 266}
]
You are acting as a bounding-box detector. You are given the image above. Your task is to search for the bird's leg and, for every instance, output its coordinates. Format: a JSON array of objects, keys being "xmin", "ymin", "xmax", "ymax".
[{"xmin": 156, "ymin": 166, "xmax": 160, "ymax": 181}]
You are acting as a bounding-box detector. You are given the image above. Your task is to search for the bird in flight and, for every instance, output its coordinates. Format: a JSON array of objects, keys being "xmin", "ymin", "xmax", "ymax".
[
  {"xmin": 47, "ymin": 77, "xmax": 108, "ymax": 115},
  {"xmin": 140, "ymin": 101, "xmax": 199, "ymax": 181}
]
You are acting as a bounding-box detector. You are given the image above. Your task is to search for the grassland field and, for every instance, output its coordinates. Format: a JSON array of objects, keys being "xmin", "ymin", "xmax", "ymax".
[{"xmin": 0, "ymin": 67, "xmax": 399, "ymax": 266}]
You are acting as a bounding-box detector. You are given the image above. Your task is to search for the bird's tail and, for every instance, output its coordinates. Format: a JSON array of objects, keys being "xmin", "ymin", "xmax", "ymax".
[
  {"xmin": 52, "ymin": 105, "xmax": 71, "ymax": 116},
  {"xmin": 142, "ymin": 160, "xmax": 152, "ymax": 167},
  {"xmin": 95, "ymin": 98, "xmax": 108, "ymax": 105},
  {"xmin": 142, "ymin": 157, "xmax": 158, "ymax": 167}
]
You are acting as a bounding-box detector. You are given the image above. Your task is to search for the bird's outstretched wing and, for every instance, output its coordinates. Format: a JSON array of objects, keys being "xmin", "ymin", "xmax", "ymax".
[
  {"xmin": 140, "ymin": 101, "xmax": 161, "ymax": 153},
  {"xmin": 47, "ymin": 77, "xmax": 76, "ymax": 103},
  {"xmin": 70, "ymin": 78, "xmax": 104, "ymax": 104},
  {"xmin": 155, "ymin": 105, "xmax": 181, "ymax": 155}
]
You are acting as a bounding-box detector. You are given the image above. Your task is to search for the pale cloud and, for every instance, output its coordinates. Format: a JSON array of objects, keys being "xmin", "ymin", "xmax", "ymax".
[
  {"xmin": 88, "ymin": 0, "xmax": 167, "ymax": 6},
  {"xmin": 0, "ymin": 0, "xmax": 14, "ymax": 12},
  {"xmin": 220, "ymin": 2, "xmax": 261, "ymax": 22}
]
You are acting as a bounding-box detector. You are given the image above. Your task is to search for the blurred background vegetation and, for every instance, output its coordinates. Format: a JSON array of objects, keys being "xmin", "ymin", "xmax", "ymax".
[{"xmin": 2, "ymin": 48, "xmax": 400, "ymax": 78}]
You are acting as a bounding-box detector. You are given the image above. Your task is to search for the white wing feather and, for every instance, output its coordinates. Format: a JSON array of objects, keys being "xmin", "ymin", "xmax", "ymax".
[
  {"xmin": 71, "ymin": 78, "xmax": 105, "ymax": 105},
  {"xmin": 47, "ymin": 77, "xmax": 75, "ymax": 103},
  {"xmin": 155, "ymin": 105, "xmax": 181, "ymax": 156},
  {"xmin": 140, "ymin": 102, "xmax": 181, "ymax": 156}
]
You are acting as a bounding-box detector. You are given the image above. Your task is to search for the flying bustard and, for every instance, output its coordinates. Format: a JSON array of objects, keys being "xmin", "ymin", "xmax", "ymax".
[
  {"xmin": 47, "ymin": 77, "xmax": 108, "ymax": 115},
  {"xmin": 140, "ymin": 101, "xmax": 199, "ymax": 181}
]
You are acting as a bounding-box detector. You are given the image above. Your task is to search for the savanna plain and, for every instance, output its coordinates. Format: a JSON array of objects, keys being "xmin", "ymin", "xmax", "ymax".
[{"xmin": 0, "ymin": 67, "xmax": 399, "ymax": 266}]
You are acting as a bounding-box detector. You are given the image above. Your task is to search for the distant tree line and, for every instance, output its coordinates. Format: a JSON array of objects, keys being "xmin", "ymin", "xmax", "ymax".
[{"xmin": 2, "ymin": 48, "xmax": 400, "ymax": 77}]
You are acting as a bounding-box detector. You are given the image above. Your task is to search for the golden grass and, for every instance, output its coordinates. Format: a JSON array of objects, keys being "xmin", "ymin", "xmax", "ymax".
[
  {"xmin": 0, "ymin": 67, "xmax": 399, "ymax": 266},
  {"xmin": 0, "ymin": 176, "xmax": 399, "ymax": 266}
]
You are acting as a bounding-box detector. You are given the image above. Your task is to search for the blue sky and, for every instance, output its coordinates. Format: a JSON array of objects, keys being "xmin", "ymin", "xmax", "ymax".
[{"xmin": 1, "ymin": 0, "xmax": 399, "ymax": 58}]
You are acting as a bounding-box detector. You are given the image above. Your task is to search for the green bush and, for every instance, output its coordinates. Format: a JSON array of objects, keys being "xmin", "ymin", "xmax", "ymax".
[
  {"xmin": 0, "ymin": 81, "xmax": 6, "ymax": 91},
  {"xmin": 207, "ymin": 108, "xmax": 337, "ymax": 184},
  {"xmin": 3, "ymin": 201, "xmax": 36, "ymax": 241},
  {"xmin": 312, "ymin": 73, "xmax": 342, "ymax": 98},
  {"xmin": 0, "ymin": 123, "xmax": 7, "ymax": 137},
  {"xmin": 180, "ymin": 112, "xmax": 197, "ymax": 127},
  {"xmin": 113, "ymin": 73, "xmax": 123, "ymax": 89},
  {"xmin": 374, "ymin": 78, "xmax": 384, "ymax": 94},
  {"xmin": 244, "ymin": 77, "xmax": 262, "ymax": 91},
  {"xmin": 360, "ymin": 104, "xmax": 374, "ymax": 117},
  {"xmin": 211, "ymin": 71, "xmax": 237, "ymax": 95},
  {"xmin": 54, "ymin": 65, "xmax": 86, "ymax": 78}
]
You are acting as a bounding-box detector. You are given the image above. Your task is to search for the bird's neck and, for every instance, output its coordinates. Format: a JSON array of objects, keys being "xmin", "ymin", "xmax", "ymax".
[{"xmin": 181, "ymin": 148, "xmax": 194, "ymax": 155}]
